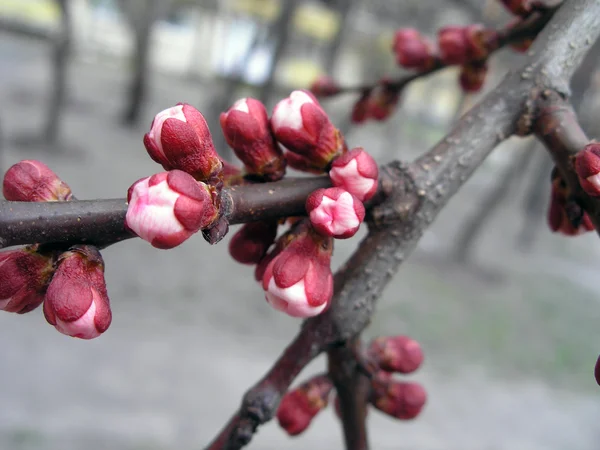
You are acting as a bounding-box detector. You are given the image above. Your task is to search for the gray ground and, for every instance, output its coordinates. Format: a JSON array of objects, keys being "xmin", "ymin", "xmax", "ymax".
[{"xmin": 0, "ymin": 35, "xmax": 599, "ymax": 450}]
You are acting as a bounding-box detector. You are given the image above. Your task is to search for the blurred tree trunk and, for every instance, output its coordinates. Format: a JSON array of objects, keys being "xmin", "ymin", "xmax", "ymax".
[
  {"xmin": 44, "ymin": 0, "xmax": 71, "ymax": 146},
  {"xmin": 119, "ymin": 0, "xmax": 170, "ymax": 127},
  {"xmin": 257, "ymin": 0, "xmax": 299, "ymax": 105}
]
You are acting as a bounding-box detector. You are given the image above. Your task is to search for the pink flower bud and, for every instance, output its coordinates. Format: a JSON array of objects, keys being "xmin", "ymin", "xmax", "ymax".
[
  {"xmin": 43, "ymin": 246, "xmax": 111, "ymax": 339},
  {"xmin": 306, "ymin": 187, "xmax": 365, "ymax": 239},
  {"xmin": 220, "ymin": 98, "xmax": 286, "ymax": 181},
  {"xmin": 309, "ymin": 75, "xmax": 341, "ymax": 98},
  {"xmin": 3, "ymin": 160, "xmax": 72, "ymax": 202},
  {"xmin": 595, "ymin": 355, "xmax": 600, "ymax": 386},
  {"xmin": 547, "ymin": 175, "xmax": 594, "ymax": 236},
  {"xmin": 277, "ymin": 375, "xmax": 333, "ymax": 436},
  {"xmin": 262, "ymin": 225, "xmax": 333, "ymax": 318},
  {"xmin": 330, "ymin": 148, "xmax": 379, "ymax": 202},
  {"xmin": 228, "ymin": 221, "xmax": 278, "ymax": 265},
  {"xmin": 143, "ymin": 103, "xmax": 222, "ymax": 181},
  {"xmin": 459, "ymin": 61, "xmax": 488, "ymax": 92},
  {"xmin": 365, "ymin": 83, "xmax": 401, "ymax": 122},
  {"xmin": 575, "ymin": 144, "xmax": 600, "ymax": 197},
  {"xmin": 126, "ymin": 170, "xmax": 218, "ymax": 249},
  {"xmin": 368, "ymin": 336, "xmax": 424, "ymax": 374},
  {"xmin": 351, "ymin": 93, "xmax": 370, "ymax": 124},
  {"xmin": 392, "ymin": 28, "xmax": 436, "ymax": 71},
  {"xmin": 271, "ymin": 90, "xmax": 344, "ymax": 171},
  {"xmin": 438, "ymin": 25, "xmax": 495, "ymax": 65},
  {"xmin": 370, "ymin": 378, "xmax": 427, "ymax": 420},
  {"xmin": 0, "ymin": 247, "xmax": 53, "ymax": 314},
  {"xmin": 499, "ymin": 0, "xmax": 532, "ymax": 16}
]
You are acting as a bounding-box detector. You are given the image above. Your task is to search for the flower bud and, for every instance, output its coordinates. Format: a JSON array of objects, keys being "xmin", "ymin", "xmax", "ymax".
[
  {"xmin": 277, "ymin": 375, "xmax": 333, "ymax": 436},
  {"xmin": 3, "ymin": 160, "xmax": 72, "ymax": 202},
  {"xmin": 351, "ymin": 92, "xmax": 371, "ymax": 124},
  {"xmin": 43, "ymin": 246, "xmax": 111, "ymax": 339},
  {"xmin": 228, "ymin": 221, "xmax": 278, "ymax": 265},
  {"xmin": 271, "ymin": 90, "xmax": 344, "ymax": 171},
  {"xmin": 438, "ymin": 25, "xmax": 495, "ymax": 65},
  {"xmin": 547, "ymin": 174, "xmax": 594, "ymax": 236},
  {"xmin": 262, "ymin": 225, "xmax": 333, "ymax": 318},
  {"xmin": 368, "ymin": 336, "xmax": 424, "ymax": 374},
  {"xmin": 499, "ymin": 0, "xmax": 532, "ymax": 16},
  {"xmin": 575, "ymin": 144, "xmax": 600, "ymax": 197},
  {"xmin": 459, "ymin": 61, "xmax": 488, "ymax": 92},
  {"xmin": 595, "ymin": 355, "xmax": 600, "ymax": 386},
  {"xmin": 126, "ymin": 170, "xmax": 218, "ymax": 249},
  {"xmin": 365, "ymin": 83, "xmax": 401, "ymax": 122},
  {"xmin": 220, "ymin": 98, "xmax": 286, "ymax": 181},
  {"xmin": 330, "ymin": 148, "xmax": 379, "ymax": 202},
  {"xmin": 309, "ymin": 75, "xmax": 341, "ymax": 98},
  {"xmin": 392, "ymin": 28, "xmax": 436, "ymax": 71},
  {"xmin": 306, "ymin": 187, "xmax": 365, "ymax": 239},
  {"xmin": 370, "ymin": 378, "xmax": 427, "ymax": 420},
  {"xmin": 0, "ymin": 247, "xmax": 53, "ymax": 314},
  {"xmin": 143, "ymin": 103, "xmax": 222, "ymax": 181}
]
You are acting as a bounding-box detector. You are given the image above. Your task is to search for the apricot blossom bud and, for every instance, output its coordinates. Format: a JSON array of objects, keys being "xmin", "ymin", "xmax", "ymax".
[
  {"xmin": 438, "ymin": 25, "xmax": 495, "ymax": 65},
  {"xmin": 368, "ymin": 336, "xmax": 424, "ymax": 374},
  {"xmin": 306, "ymin": 187, "xmax": 365, "ymax": 239},
  {"xmin": 0, "ymin": 247, "xmax": 54, "ymax": 314},
  {"xmin": 595, "ymin": 355, "xmax": 600, "ymax": 386},
  {"xmin": 309, "ymin": 75, "xmax": 341, "ymax": 98},
  {"xmin": 262, "ymin": 226, "xmax": 333, "ymax": 318},
  {"xmin": 277, "ymin": 375, "xmax": 333, "ymax": 436},
  {"xmin": 392, "ymin": 28, "xmax": 436, "ymax": 71},
  {"xmin": 575, "ymin": 144, "xmax": 600, "ymax": 197},
  {"xmin": 228, "ymin": 221, "xmax": 278, "ymax": 265},
  {"xmin": 43, "ymin": 246, "xmax": 111, "ymax": 339},
  {"xmin": 330, "ymin": 148, "xmax": 379, "ymax": 202},
  {"xmin": 366, "ymin": 83, "xmax": 401, "ymax": 121},
  {"xmin": 143, "ymin": 103, "xmax": 222, "ymax": 181},
  {"xmin": 271, "ymin": 90, "xmax": 344, "ymax": 171},
  {"xmin": 459, "ymin": 61, "xmax": 488, "ymax": 92},
  {"xmin": 220, "ymin": 98, "xmax": 286, "ymax": 181},
  {"xmin": 371, "ymin": 378, "xmax": 427, "ymax": 420},
  {"xmin": 3, "ymin": 160, "xmax": 72, "ymax": 202},
  {"xmin": 126, "ymin": 170, "xmax": 218, "ymax": 249},
  {"xmin": 547, "ymin": 173, "xmax": 594, "ymax": 236},
  {"xmin": 351, "ymin": 92, "xmax": 370, "ymax": 124}
]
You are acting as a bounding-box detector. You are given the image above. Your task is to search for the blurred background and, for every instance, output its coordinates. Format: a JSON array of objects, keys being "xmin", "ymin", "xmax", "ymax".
[{"xmin": 0, "ymin": 0, "xmax": 599, "ymax": 449}]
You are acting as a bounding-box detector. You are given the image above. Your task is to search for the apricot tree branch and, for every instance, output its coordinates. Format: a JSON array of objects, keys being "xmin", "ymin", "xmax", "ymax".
[
  {"xmin": 0, "ymin": 176, "xmax": 331, "ymax": 249},
  {"xmin": 206, "ymin": 1, "xmax": 600, "ymax": 448},
  {"xmin": 326, "ymin": 4, "xmax": 558, "ymax": 96}
]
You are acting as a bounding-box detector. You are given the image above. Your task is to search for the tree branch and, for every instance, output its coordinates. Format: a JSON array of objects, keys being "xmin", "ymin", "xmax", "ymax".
[
  {"xmin": 205, "ymin": 1, "xmax": 600, "ymax": 448},
  {"xmin": 0, "ymin": 176, "xmax": 331, "ymax": 249}
]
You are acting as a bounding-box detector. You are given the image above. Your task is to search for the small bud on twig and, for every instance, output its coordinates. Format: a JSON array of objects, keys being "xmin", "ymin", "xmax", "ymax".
[
  {"xmin": 126, "ymin": 170, "xmax": 219, "ymax": 249},
  {"xmin": 43, "ymin": 246, "xmax": 112, "ymax": 339},
  {"xmin": 459, "ymin": 61, "xmax": 489, "ymax": 92},
  {"xmin": 277, "ymin": 374, "xmax": 333, "ymax": 436},
  {"xmin": 143, "ymin": 103, "xmax": 222, "ymax": 181},
  {"xmin": 392, "ymin": 28, "xmax": 436, "ymax": 71},
  {"xmin": 228, "ymin": 221, "xmax": 278, "ymax": 265},
  {"xmin": 367, "ymin": 336, "xmax": 424, "ymax": 374},
  {"xmin": 0, "ymin": 247, "xmax": 53, "ymax": 314},
  {"xmin": 3, "ymin": 160, "xmax": 72, "ymax": 202},
  {"xmin": 309, "ymin": 75, "xmax": 342, "ymax": 98},
  {"xmin": 370, "ymin": 375, "xmax": 427, "ymax": 420}
]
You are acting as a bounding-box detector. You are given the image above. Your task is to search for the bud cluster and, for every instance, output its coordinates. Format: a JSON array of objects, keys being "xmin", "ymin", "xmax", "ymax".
[
  {"xmin": 277, "ymin": 335, "xmax": 426, "ymax": 436},
  {"xmin": 2, "ymin": 162, "xmax": 113, "ymax": 340}
]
